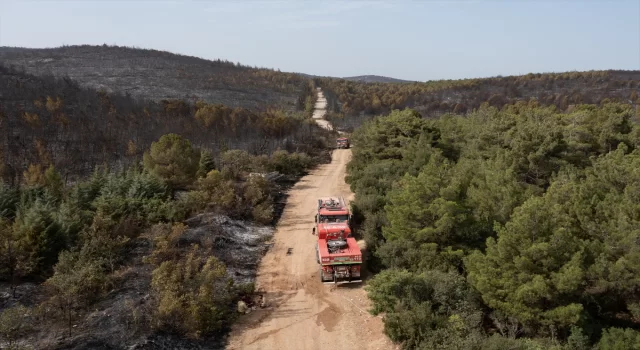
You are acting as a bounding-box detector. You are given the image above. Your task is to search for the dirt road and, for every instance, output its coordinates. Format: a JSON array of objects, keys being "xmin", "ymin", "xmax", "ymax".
[
  {"xmin": 226, "ymin": 89, "xmax": 396, "ymax": 350},
  {"xmin": 311, "ymin": 88, "xmax": 333, "ymax": 131}
]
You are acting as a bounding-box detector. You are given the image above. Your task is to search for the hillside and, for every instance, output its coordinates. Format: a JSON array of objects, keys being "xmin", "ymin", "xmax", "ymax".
[
  {"xmin": 296, "ymin": 72, "xmax": 413, "ymax": 83},
  {"xmin": 0, "ymin": 45, "xmax": 313, "ymax": 111},
  {"xmin": 342, "ymin": 75, "xmax": 415, "ymax": 83},
  {"xmin": 0, "ymin": 79, "xmax": 333, "ymax": 349},
  {"xmin": 0, "ymin": 64, "xmax": 323, "ymax": 184},
  {"xmin": 317, "ymin": 70, "xmax": 640, "ymax": 129}
]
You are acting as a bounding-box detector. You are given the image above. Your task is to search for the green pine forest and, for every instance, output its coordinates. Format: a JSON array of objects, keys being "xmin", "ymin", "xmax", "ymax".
[{"xmin": 347, "ymin": 101, "xmax": 640, "ymax": 349}]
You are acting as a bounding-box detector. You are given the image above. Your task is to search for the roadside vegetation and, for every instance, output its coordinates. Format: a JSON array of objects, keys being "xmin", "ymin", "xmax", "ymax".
[
  {"xmin": 347, "ymin": 102, "xmax": 640, "ymax": 349},
  {"xmin": 0, "ymin": 128, "xmax": 329, "ymax": 347}
]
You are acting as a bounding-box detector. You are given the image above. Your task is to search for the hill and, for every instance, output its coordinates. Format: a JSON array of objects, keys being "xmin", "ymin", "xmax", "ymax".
[
  {"xmin": 0, "ymin": 45, "xmax": 313, "ymax": 111},
  {"xmin": 342, "ymin": 75, "xmax": 415, "ymax": 83},
  {"xmin": 0, "ymin": 65, "xmax": 332, "ymax": 349},
  {"xmin": 0, "ymin": 63, "xmax": 326, "ymax": 184},
  {"xmin": 296, "ymin": 72, "xmax": 413, "ymax": 84},
  {"xmin": 317, "ymin": 70, "xmax": 640, "ymax": 130}
]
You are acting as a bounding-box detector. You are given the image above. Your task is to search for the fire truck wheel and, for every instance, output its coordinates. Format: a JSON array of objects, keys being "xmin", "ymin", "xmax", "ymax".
[{"xmin": 320, "ymin": 270, "xmax": 329, "ymax": 283}]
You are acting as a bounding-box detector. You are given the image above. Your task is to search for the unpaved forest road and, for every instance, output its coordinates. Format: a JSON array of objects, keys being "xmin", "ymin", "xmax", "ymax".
[
  {"xmin": 311, "ymin": 88, "xmax": 333, "ymax": 131},
  {"xmin": 226, "ymin": 89, "xmax": 396, "ymax": 350}
]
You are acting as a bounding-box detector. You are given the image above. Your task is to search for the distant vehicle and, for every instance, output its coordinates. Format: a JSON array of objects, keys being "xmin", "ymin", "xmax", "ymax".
[
  {"xmin": 312, "ymin": 196, "xmax": 362, "ymax": 284},
  {"xmin": 336, "ymin": 137, "xmax": 350, "ymax": 149}
]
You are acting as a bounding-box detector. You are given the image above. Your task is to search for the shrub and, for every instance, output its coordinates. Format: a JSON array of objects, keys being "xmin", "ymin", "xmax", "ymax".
[
  {"xmin": 366, "ymin": 269, "xmax": 483, "ymax": 349},
  {"xmin": 143, "ymin": 134, "xmax": 199, "ymax": 189},
  {"xmin": 45, "ymin": 250, "xmax": 109, "ymax": 335},
  {"xmin": 13, "ymin": 199, "xmax": 66, "ymax": 275},
  {"xmin": 597, "ymin": 328, "xmax": 640, "ymax": 350},
  {"xmin": 197, "ymin": 170, "xmax": 237, "ymax": 212},
  {"xmin": 196, "ymin": 149, "xmax": 215, "ymax": 178},
  {"xmin": 0, "ymin": 305, "xmax": 33, "ymax": 348},
  {"xmin": 268, "ymin": 150, "xmax": 313, "ymax": 176},
  {"xmin": 150, "ymin": 246, "xmax": 236, "ymax": 337},
  {"xmin": 220, "ymin": 150, "xmax": 253, "ymax": 179}
]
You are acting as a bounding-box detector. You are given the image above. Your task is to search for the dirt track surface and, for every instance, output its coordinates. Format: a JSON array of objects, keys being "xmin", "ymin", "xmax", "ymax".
[
  {"xmin": 226, "ymin": 89, "xmax": 396, "ymax": 350},
  {"xmin": 311, "ymin": 88, "xmax": 333, "ymax": 131}
]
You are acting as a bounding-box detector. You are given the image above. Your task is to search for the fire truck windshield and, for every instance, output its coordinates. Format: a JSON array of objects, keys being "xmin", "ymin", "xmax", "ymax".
[{"xmin": 319, "ymin": 215, "xmax": 349, "ymax": 223}]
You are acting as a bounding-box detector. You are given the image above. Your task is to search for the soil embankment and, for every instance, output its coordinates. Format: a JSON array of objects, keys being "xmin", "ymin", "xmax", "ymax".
[{"xmin": 226, "ymin": 88, "xmax": 396, "ymax": 350}]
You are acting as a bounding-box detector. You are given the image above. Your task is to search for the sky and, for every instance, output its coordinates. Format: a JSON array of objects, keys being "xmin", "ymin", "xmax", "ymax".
[{"xmin": 1, "ymin": 0, "xmax": 639, "ymax": 81}]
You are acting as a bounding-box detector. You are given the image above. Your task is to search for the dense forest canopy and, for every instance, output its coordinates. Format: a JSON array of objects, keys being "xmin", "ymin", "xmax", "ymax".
[{"xmin": 347, "ymin": 103, "xmax": 640, "ymax": 349}]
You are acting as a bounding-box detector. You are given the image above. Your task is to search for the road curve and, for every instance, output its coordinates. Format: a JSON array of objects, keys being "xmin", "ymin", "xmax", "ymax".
[{"xmin": 225, "ymin": 88, "xmax": 396, "ymax": 350}]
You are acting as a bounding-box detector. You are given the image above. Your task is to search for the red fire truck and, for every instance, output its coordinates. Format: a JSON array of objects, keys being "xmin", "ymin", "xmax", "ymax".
[
  {"xmin": 336, "ymin": 137, "xmax": 350, "ymax": 149},
  {"xmin": 312, "ymin": 196, "xmax": 362, "ymax": 284}
]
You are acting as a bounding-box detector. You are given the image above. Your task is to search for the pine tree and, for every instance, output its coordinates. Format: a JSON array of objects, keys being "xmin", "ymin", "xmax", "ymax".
[
  {"xmin": 44, "ymin": 165, "xmax": 64, "ymax": 201},
  {"xmin": 197, "ymin": 149, "xmax": 215, "ymax": 178},
  {"xmin": 143, "ymin": 134, "xmax": 199, "ymax": 190}
]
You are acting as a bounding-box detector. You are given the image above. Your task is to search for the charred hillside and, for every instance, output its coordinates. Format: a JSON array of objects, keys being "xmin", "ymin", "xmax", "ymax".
[
  {"xmin": 0, "ymin": 59, "xmax": 331, "ymax": 349},
  {"xmin": 0, "ymin": 64, "xmax": 324, "ymax": 185},
  {"xmin": 342, "ymin": 75, "xmax": 415, "ymax": 84},
  {"xmin": 318, "ymin": 70, "xmax": 640, "ymax": 123},
  {"xmin": 0, "ymin": 45, "xmax": 312, "ymax": 111}
]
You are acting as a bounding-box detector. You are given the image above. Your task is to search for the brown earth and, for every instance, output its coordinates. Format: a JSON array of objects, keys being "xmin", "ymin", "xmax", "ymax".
[{"xmin": 225, "ymin": 90, "xmax": 397, "ymax": 350}]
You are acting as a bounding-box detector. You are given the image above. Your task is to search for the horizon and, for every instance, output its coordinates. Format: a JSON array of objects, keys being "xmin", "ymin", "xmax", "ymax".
[
  {"xmin": 3, "ymin": 43, "xmax": 639, "ymax": 83},
  {"xmin": 1, "ymin": 0, "xmax": 639, "ymax": 81}
]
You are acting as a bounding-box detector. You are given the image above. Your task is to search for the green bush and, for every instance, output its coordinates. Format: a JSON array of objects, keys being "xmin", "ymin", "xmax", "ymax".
[
  {"xmin": 150, "ymin": 246, "xmax": 236, "ymax": 337},
  {"xmin": 243, "ymin": 176, "xmax": 273, "ymax": 223},
  {"xmin": 14, "ymin": 199, "xmax": 66, "ymax": 275},
  {"xmin": 268, "ymin": 150, "xmax": 314, "ymax": 176},
  {"xmin": 46, "ymin": 250, "xmax": 109, "ymax": 304},
  {"xmin": 196, "ymin": 149, "xmax": 215, "ymax": 178},
  {"xmin": 0, "ymin": 304, "xmax": 33, "ymax": 348},
  {"xmin": 597, "ymin": 328, "xmax": 640, "ymax": 350},
  {"xmin": 366, "ymin": 269, "xmax": 483, "ymax": 349},
  {"xmin": 143, "ymin": 133, "xmax": 199, "ymax": 189},
  {"xmin": 220, "ymin": 149, "xmax": 254, "ymax": 179},
  {"xmin": 197, "ymin": 169, "xmax": 237, "ymax": 212}
]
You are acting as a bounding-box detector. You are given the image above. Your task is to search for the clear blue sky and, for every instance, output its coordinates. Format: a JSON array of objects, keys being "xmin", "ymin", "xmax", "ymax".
[{"xmin": 1, "ymin": 0, "xmax": 639, "ymax": 81}]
